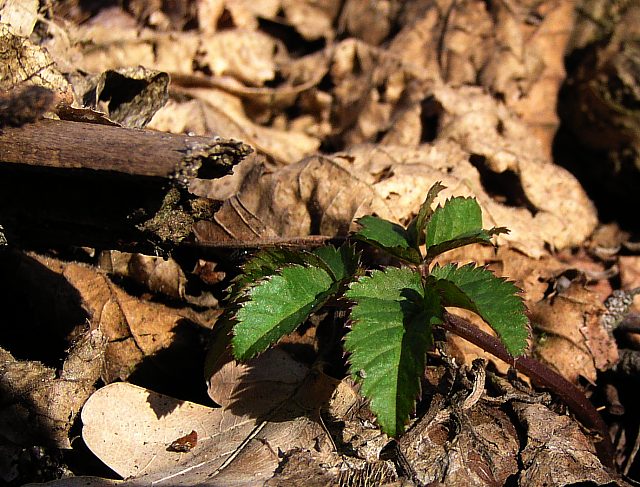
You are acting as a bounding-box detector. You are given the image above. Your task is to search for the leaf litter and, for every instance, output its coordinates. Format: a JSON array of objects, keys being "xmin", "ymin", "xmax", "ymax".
[{"xmin": 0, "ymin": 0, "xmax": 638, "ymax": 485}]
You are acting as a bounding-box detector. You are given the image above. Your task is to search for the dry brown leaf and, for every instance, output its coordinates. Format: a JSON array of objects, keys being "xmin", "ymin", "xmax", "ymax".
[
  {"xmin": 339, "ymin": 0, "xmax": 402, "ymax": 46},
  {"xmin": 281, "ymin": 0, "xmax": 341, "ymax": 41},
  {"xmin": 148, "ymin": 89, "xmax": 321, "ymax": 164},
  {"xmin": 73, "ymin": 25, "xmax": 199, "ymax": 75},
  {"xmin": 264, "ymin": 449, "xmax": 342, "ymax": 486},
  {"xmin": 197, "ymin": 131, "xmax": 595, "ymax": 256},
  {"xmin": 74, "ymin": 23, "xmax": 287, "ymax": 88},
  {"xmin": 620, "ymin": 256, "xmax": 640, "ymax": 290},
  {"xmin": 478, "ymin": 0, "xmax": 575, "ymax": 154},
  {"xmin": 327, "ymin": 39, "xmax": 416, "ymax": 147},
  {"xmin": 195, "ymin": 0, "xmax": 339, "ymax": 41},
  {"xmin": 0, "ymin": 330, "xmax": 105, "ymax": 449},
  {"xmin": 98, "ymin": 250, "xmax": 187, "ymax": 300},
  {"xmin": 531, "ymin": 282, "xmax": 618, "ymax": 384},
  {"xmin": 514, "ymin": 402, "xmax": 627, "ymax": 486},
  {"xmin": 28, "ymin": 254, "xmax": 205, "ymax": 385},
  {"xmin": 385, "ymin": 0, "xmax": 574, "ymax": 154},
  {"xmin": 438, "ymin": 245, "xmax": 618, "ymax": 373},
  {"xmin": 80, "ymin": 382, "xmax": 255, "ymax": 479},
  {"xmin": 192, "ymin": 153, "xmax": 392, "ymax": 243},
  {"xmin": 400, "ymin": 400, "xmax": 520, "ymax": 485},
  {"xmin": 97, "ymin": 250, "xmax": 219, "ymax": 308},
  {"xmin": 434, "ymin": 84, "xmax": 598, "ymax": 253},
  {"xmin": 207, "ymin": 348, "xmax": 310, "ymax": 411},
  {"xmin": 197, "ymin": 29, "xmax": 281, "ymax": 86},
  {"xmin": 69, "ymin": 66, "xmax": 169, "ymax": 128},
  {"xmin": 72, "ymin": 348, "xmax": 331, "ymax": 484},
  {"xmin": 0, "ymin": 23, "xmax": 71, "ymax": 95},
  {"xmin": 197, "ymin": 0, "xmax": 280, "ymax": 33}
]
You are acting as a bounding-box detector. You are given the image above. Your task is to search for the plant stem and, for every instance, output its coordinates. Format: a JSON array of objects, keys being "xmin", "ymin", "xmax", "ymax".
[{"xmin": 441, "ymin": 311, "xmax": 615, "ymax": 468}]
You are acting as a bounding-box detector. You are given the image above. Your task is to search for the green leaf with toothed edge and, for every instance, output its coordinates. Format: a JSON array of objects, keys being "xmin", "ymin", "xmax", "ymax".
[
  {"xmin": 430, "ymin": 263, "xmax": 529, "ymax": 357},
  {"xmin": 312, "ymin": 243, "xmax": 360, "ymax": 282},
  {"xmin": 227, "ymin": 246, "xmax": 353, "ymax": 300},
  {"xmin": 345, "ymin": 267, "xmax": 442, "ymax": 437},
  {"xmin": 232, "ymin": 264, "xmax": 334, "ymax": 360},
  {"xmin": 226, "ymin": 248, "xmax": 306, "ymax": 300},
  {"xmin": 354, "ymin": 215, "xmax": 422, "ymax": 265},
  {"xmin": 423, "ymin": 197, "xmax": 508, "ymax": 260}
]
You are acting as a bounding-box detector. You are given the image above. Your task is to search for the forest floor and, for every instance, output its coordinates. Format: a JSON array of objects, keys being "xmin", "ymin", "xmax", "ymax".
[{"xmin": 1, "ymin": 1, "xmax": 640, "ymax": 486}]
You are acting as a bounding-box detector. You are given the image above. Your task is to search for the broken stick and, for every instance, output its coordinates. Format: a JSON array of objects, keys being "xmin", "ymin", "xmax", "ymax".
[{"xmin": 0, "ymin": 118, "xmax": 252, "ymax": 252}]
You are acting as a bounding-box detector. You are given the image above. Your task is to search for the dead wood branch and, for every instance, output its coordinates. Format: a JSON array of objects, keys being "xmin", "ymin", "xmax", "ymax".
[{"xmin": 0, "ymin": 119, "xmax": 253, "ymax": 252}]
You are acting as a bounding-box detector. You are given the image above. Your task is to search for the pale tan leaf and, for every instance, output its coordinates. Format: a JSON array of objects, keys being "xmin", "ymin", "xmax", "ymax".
[
  {"xmin": 0, "ymin": 24, "xmax": 71, "ymax": 94},
  {"xmin": 197, "ymin": 30, "xmax": 280, "ymax": 86},
  {"xmin": 0, "ymin": 0, "xmax": 38, "ymax": 37},
  {"xmin": 81, "ymin": 382, "xmax": 255, "ymax": 478}
]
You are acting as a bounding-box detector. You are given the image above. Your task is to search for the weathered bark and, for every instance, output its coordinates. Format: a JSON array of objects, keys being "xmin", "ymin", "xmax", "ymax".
[{"xmin": 0, "ymin": 118, "xmax": 252, "ymax": 252}]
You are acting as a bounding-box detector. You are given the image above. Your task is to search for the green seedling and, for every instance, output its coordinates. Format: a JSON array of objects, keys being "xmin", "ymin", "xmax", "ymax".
[{"xmin": 222, "ymin": 182, "xmax": 529, "ymax": 437}]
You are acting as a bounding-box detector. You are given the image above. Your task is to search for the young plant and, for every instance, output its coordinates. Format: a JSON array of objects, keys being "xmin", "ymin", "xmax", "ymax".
[{"xmin": 224, "ymin": 182, "xmax": 529, "ymax": 437}]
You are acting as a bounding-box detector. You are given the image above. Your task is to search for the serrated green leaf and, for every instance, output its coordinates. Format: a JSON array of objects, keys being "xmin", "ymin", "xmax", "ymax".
[
  {"xmin": 345, "ymin": 267, "xmax": 441, "ymax": 436},
  {"xmin": 425, "ymin": 228, "xmax": 505, "ymax": 259},
  {"xmin": 227, "ymin": 247, "xmax": 342, "ymax": 299},
  {"xmin": 423, "ymin": 197, "xmax": 507, "ymax": 259},
  {"xmin": 312, "ymin": 244, "xmax": 360, "ymax": 282},
  {"xmin": 407, "ymin": 181, "xmax": 447, "ymax": 247},
  {"xmin": 232, "ymin": 265, "xmax": 334, "ymax": 360},
  {"xmin": 354, "ymin": 215, "xmax": 422, "ymax": 265},
  {"xmin": 227, "ymin": 248, "xmax": 304, "ymax": 299},
  {"xmin": 430, "ymin": 263, "xmax": 529, "ymax": 356}
]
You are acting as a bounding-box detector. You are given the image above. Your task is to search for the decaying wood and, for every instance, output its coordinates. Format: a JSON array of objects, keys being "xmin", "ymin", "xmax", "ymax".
[
  {"xmin": 0, "ymin": 118, "xmax": 251, "ymax": 181},
  {"xmin": 0, "ymin": 118, "xmax": 253, "ymax": 252}
]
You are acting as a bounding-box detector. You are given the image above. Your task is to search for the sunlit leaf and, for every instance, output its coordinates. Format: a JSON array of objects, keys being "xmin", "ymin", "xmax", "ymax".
[
  {"xmin": 407, "ymin": 181, "xmax": 447, "ymax": 246},
  {"xmin": 354, "ymin": 215, "xmax": 421, "ymax": 264},
  {"xmin": 423, "ymin": 197, "xmax": 507, "ymax": 259},
  {"xmin": 232, "ymin": 265, "xmax": 334, "ymax": 360},
  {"xmin": 345, "ymin": 267, "xmax": 441, "ymax": 436},
  {"xmin": 431, "ymin": 263, "xmax": 529, "ymax": 356}
]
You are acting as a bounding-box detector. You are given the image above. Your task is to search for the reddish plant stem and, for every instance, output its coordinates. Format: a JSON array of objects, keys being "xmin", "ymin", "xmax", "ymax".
[{"xmin": 441, "ymin": 311, "xmax": 615, "ymax": 468}]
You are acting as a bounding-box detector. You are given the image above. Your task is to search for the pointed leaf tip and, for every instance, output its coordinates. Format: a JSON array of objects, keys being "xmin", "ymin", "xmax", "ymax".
[
  {"xmin": 423, "ymin": 197, "xmax": 505, "ymax": 260},
  {"xmin": 408, "ymin": 181, "xmax": 447, "ymax": 246}
]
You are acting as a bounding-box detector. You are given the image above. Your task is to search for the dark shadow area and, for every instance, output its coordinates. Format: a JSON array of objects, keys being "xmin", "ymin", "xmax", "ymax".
[
  {"xmin": 258, "ymin": 16, "xmax": 326, "ymax": 59},
  {"xmin": 553, "ymin": 124, "xmax": 639, "ymax": 233},
  {"xmin": 0, "ymin": 248, "xmax": 88, "ymax": 366},
  {"xmin": 593, "ymin": 350, "xmax": 640, "ymax": 482},
  {"xmin": 468, "ymin": 154, "xmax": 539, "ymax": 215},
  {"xmin": 553, "ymin": 37, "xmax": 640, "ymax": 236},
  {"xmin": 64, "ymin": 420, "xmax": 120, "ymax": 480},
  {"xmin": 420, "ymin": 96, "xmax": 444, "ymax": 143},
  {"xmin": 0, "ymin": 163, "xmax": 169, "ymax": 254},
  {"xmin": 128, "ymin": 319, "xmax": 213, "ymax": 416}
]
